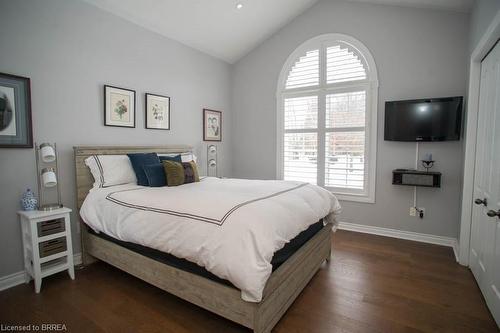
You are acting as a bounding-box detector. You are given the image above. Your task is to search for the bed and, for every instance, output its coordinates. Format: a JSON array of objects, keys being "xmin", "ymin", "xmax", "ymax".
[{"xmin": 74, "ymin": 145, "xmax": 339, "ymax": 333}]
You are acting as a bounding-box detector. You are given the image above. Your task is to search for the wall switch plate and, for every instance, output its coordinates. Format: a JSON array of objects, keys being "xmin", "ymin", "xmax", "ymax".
[{"xmin": 410, "ymin": 207, "xmax": 417, "ymax": 216}]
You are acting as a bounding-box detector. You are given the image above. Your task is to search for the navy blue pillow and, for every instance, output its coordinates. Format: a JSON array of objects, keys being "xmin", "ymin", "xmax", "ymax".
[
  {"xmin": 159, "ymin": 154, "xmax": 182, "ymax": 163},
  {"xmin": 143, "ymin": 164, "xmax": 167, "ymax": 187},
  {"xmin": 127, "ymin": 153, "xmax": 160, "ymax": 186}
]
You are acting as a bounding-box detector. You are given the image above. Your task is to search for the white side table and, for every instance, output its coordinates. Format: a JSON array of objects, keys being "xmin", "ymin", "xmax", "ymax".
[{"xmin": 17, "ymin": 207, "xmax": 75, "ymax": 293}]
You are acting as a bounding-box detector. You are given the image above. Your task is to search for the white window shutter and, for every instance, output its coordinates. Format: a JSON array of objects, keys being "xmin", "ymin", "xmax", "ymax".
[
  {"xmin": 326, "ymin": 45, "xmax": 366, "ymax": 84},
  {"xmin": 285, "ymin": 49, "xmax": 319, "ymax": 89},
  {"xmin": 325, "ymin": 91, "xmax": 366, "ymax": 189},
  {"xmin": 284, "ymin": 133, "xmax": 318, "ymax": 185},
  {"xmin": 284, "ymin": 96, "xmax": 318, "ymax": 129},
  {"xmin": 325, "ymin": 131, "xmax": 365, "ymax": 189},
  {"xmin": 280, "ymin": 36, "xmax": 377, "ymax": 202}
]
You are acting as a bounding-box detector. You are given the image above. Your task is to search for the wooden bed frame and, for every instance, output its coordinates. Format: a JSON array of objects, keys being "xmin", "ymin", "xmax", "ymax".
[{"xmin": 74, "ymin": 145, "xmax": 332, "ymax": 333}]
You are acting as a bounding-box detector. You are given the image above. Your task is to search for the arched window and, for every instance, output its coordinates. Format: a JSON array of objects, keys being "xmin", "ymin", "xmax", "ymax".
[{"xmin": 277, "ymin": 34, "xmax": 378, "ymax": 203}]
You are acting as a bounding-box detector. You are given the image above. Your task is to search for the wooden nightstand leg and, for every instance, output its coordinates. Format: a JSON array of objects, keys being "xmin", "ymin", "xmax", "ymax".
[
  {"xmin": 68, "ymin": 266, "xmax": 75, "ymax": 280},
  {"xmin": 24, "ymin": 271, "xmax": 31, "ymax": 284}
]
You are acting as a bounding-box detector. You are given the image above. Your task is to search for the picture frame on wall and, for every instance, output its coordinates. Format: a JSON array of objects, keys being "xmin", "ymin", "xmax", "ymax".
[
  {"xmin": 104, "ymin": 85, "xmax": 136, "ymax": 128},
  {"xmin": 0, "ymin": 72, "xmax": 33, "ymax": 148},
  {"xmin": 145, "ymin": 93, "xmax": 170, "ymax": 130},
  {"xmin": 203, "ymin": 109, "xmax": 222, "ymax": 142}
]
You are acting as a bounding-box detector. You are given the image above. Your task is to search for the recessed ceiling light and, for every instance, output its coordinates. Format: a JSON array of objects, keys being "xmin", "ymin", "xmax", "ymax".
[{"xmin": 236, "ymin": 3, "xmax": 243, "ymax": 9}]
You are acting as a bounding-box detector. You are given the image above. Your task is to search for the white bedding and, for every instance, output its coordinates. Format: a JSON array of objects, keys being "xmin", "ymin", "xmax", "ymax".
[{"xmin": 80, "ymin": 177, "xmax": 341, "ymax": 302}]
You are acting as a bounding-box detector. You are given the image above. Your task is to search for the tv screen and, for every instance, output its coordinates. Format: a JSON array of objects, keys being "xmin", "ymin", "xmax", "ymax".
[{"xmin": 384, "ymin": 97, "xmax": 463, "ymax": 142}]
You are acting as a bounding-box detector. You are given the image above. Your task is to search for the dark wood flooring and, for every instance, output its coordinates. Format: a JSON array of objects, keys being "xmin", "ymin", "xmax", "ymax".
[{"xmin": 1, "ymin": 230, "xmax": 498, "ymax": 332}]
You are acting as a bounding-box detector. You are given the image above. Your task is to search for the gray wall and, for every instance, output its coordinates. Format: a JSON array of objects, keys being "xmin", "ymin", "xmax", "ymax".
[
  {"xmin": 0, "ymin": 0, "xmax": 232, "ymax": 277},
  {"xmin": 469, "ymin": 0, "xmax": 500, "ymax": 53},
  {"xmin": 231, "ymin": 0, "xmax": 469, "ymax": 238}
]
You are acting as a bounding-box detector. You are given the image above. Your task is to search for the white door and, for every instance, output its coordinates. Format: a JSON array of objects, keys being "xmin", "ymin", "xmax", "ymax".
[{"xmin": 469, "ymin": 40, "xmax": 500, "ymax": 327}]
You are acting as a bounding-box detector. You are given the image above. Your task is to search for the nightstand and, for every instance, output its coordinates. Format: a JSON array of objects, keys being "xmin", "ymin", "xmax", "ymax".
[{"xmin": 17, "ymin": 207, "xmax": 75, "ymax": 293}]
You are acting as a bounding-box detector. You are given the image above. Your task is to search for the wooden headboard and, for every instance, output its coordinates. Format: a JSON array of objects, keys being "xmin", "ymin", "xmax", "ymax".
[{"xmin": 73, "ymin": 145, "xmax": 193, "ymax": 210}]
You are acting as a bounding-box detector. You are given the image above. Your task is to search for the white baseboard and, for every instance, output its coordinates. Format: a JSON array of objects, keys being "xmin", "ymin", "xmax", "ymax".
[
  {"xmin": 337, "ymin": 222, "xmax": 459, "ymax": 262},
  {"xmin": 0, "ymin": 271, "xmax": 26, "ymax": 292},
  {"xmin": 0, "ymin": 253, "xmax": 82, "ymax": 292}
]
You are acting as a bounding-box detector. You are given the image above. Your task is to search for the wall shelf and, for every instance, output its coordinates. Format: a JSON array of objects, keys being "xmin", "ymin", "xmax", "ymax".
[{"xmin": 392, "ymin": 169, "xmax": 441, "ymax": 188}]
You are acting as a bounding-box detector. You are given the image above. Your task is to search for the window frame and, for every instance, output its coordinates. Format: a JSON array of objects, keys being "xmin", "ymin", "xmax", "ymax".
[{"xmin": 276, "ymin": 34, "xmax": 378, "ymax": 203}]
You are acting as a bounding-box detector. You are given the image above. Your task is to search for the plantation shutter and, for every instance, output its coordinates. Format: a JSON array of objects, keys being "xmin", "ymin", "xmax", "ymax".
[
  {"xmin": 283, "ymin": 96, "xmax": 318, "ymax": 184},
  {"xmin": 283, "ymin": 49, "xmax": 320, "ymax": 184},
  {"xmin": 325, "ymin": 91, "xmax": 366, "ymax": 189},
  {"xmin": 285, "ymin": 49, "xmax": 320, "ymax": 90},
  {"xmin": 326, "ymin": 45, "xmax": 366, "ymax": 84},
  {"xmin": 280, "ymin": 37, "xmax": 376, "ymax": 201}
]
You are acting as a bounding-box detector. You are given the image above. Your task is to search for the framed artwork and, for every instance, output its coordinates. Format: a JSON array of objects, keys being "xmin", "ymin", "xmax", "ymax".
[
  {"xmin": 104, "ymin": 85, "xmax": 136, "ymax": 128},
  {"xmin": 145, "ymin": 93, "xmax": 170, "ymax": 130},
  {"xmin": 0, "ymin": 73, "xmax": 33, "ymax": 148},
  {"xmin": 203, "ymin": 109, "xmax": 222, "ymax": 142}
]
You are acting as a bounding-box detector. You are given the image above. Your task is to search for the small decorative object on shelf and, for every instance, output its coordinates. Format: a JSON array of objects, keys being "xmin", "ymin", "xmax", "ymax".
[
  {"xmin": 17, "ymin": 207, "xmax": 74, "ymax": 293},
  {"xmin": 421, "ymin": 160, "xmax": 435, "ymax": 172},
  {"xmin": 421, "ymin": 153, "xmax": 434, "ymax": 172},
  {"xmin": 20, "ymin": 188, "xmax": 38, "ymax": 211},
  {"xmin": 35, "ymin": 142, "xmax": 63, "ymax": 211}
]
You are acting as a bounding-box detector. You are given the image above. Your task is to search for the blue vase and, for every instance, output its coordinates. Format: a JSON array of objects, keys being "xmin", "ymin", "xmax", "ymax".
[{"xmin": 21, "ymin": 189, "xmax": 38, "ymax": 211}]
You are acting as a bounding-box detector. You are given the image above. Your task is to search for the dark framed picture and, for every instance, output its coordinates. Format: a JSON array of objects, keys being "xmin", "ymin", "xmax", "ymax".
[
  {"xmin": 145, "ymin": 93, "xmax": 170, "ymax": 130},
  {"xmin": 104, "ymin": 85, "xmax": 136, "ymax": 128},
  {"xmin": 0, "ymin": 73, "xmax": 33, "ymax": 148},
  {"xmin": 203, "ymin": 109, "xmax": 222, "ymax": 142}
]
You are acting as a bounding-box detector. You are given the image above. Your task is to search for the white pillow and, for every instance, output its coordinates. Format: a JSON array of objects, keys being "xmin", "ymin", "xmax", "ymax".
[
  {"xmin": 85, "ymin": 155, "xmax": 137, "ymax": 188},
  {"xmin": 158, "ymin": 152, "xmax": 197, "ymax": 163}
]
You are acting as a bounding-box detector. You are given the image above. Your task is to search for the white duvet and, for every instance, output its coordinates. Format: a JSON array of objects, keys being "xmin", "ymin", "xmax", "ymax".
[{"xmin": 80, "ymin": 177, "xmax": 341, "ymax": 302}]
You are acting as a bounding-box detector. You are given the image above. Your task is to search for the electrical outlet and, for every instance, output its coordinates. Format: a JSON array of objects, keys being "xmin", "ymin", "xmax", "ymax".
[{"xmin": 410, "ymin": 207, "xmax": 417, "ymax": 216}]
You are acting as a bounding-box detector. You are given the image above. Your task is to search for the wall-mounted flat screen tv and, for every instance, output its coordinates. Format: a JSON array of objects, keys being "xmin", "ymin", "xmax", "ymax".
[{"xmin": 384, "ymin": 96, "xmax": 463, "ymax": 142}]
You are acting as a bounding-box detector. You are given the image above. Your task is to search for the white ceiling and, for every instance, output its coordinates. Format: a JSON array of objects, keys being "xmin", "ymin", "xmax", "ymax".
[
  {"xmin": 84, "ymin": 0, "xmax": 474, "ymax": 64},
  {"xmin": 84, "ymin": 0, "xmax": 319, "ymax": 63}
]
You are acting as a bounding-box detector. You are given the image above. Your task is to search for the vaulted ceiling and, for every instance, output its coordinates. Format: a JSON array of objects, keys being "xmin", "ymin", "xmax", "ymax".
[{"xmin": 84, "ymin": 0, "xmax": 474, "ymax": 64}]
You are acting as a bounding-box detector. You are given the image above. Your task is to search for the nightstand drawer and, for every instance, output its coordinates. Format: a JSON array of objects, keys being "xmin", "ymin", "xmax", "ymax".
[
  {"xmin": 39, "ymin": 237, "xmax": 67, "ymax": 258},
  {"xmin": 37, "ymin": 218, "xmax": 65, "ymax": 237}
]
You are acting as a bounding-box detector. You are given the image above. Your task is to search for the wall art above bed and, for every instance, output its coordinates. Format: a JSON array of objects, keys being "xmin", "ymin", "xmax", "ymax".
[
  {"xmin": 104, "ymin": 85, "xmax": 136, "ymax": 128},
  {"xmin": 203, "ymin": 109, "xmax": 222, "ymax": 142},
  {"xmin": 0, "ymin": 72, "xmax": 33, "ymax": 148},
  {"xmin": 145, "ymin": 93, "xmax": 170, "ymax": 130}
]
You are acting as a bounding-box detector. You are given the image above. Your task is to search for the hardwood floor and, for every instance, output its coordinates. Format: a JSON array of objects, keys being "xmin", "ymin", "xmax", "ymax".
[{"xmin": 1, "ymin": 230, "xmax": 498, "ymax": 332}]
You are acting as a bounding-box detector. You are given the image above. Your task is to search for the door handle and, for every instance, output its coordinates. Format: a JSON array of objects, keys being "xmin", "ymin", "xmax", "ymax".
[
  {"xmin": 475, "ymin": 198, "xmax": 488, "ymax": 206},
  {"xmin": 486, "ymin": 210, "xmax": 500, "ymax": 218}
]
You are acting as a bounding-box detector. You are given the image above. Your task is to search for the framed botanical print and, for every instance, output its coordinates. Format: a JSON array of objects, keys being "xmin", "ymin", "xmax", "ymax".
[
  {"xmin": 0, "ymin": 73, "xmax": 33, "ymax": 148},
  {"xmin": 145, "ymin": 93, "xmax": 170, "ymax": 130},
  {"xmin": 104, "ymin": 85, "xmax": 135, "ymax": 128},
  {"xmin": 203, "ymin": 109, "xmax": 222, "ymax": 142}
]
